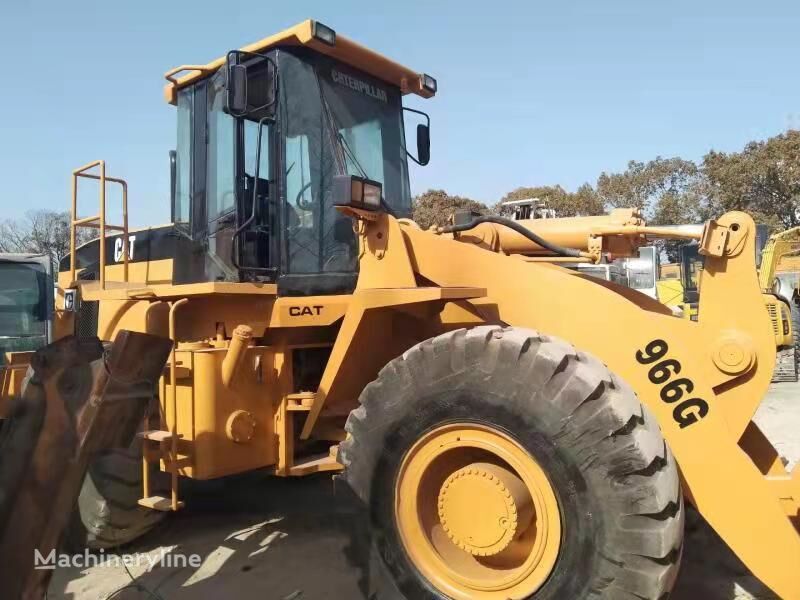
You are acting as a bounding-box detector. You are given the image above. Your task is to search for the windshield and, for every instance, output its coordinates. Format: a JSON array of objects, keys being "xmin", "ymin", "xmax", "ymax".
[
  {"xmin": 0, "ymin": 261, "xmax": 50, "ymax": 361},
  {"xmin": 278, "ymin": 49, "xmax": 410, "ymax": 275}
]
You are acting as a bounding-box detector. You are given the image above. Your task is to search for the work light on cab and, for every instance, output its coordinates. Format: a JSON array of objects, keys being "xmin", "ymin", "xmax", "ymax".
[
  {"xmin": 333, "ymin": 174, "xmax": 383, "ymax": 212},
  {"xmin": 421, "ymin": 74, "xmax": 437, "ymax": 94},
  {"xmin": 311, "ymin": 21, "xmax": 336, "ymax": 46}
]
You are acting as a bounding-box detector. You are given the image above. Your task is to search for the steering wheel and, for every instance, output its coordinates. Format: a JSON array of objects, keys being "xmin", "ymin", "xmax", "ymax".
[{"xmin": 295, "ymin": 182, "xmax": 314, "ymax": 211}]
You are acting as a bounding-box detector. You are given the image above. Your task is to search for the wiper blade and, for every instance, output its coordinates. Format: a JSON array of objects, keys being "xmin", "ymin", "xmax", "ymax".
[
  {"xmin": 336, "ymin": 132, "xmax": 369, "ymax": 179},
  {"xmin": 314, "ymin": 69, "xmax": 370, "ymax": 181}
]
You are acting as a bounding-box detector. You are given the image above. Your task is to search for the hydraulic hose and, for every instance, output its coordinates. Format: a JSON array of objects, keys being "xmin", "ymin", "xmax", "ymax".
[{"xmin": 437, "ymin": 215, "xmax": 584, "ymax": 258}]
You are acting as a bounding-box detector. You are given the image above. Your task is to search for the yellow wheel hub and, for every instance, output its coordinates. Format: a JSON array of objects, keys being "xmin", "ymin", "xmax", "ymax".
[
  {"xmin": 438, "ymin": 462, "xmax": 533, "ymax": 556},
  {"xmin": 395, "ymin": 424, "xmax": 561, "ymax": 600}
]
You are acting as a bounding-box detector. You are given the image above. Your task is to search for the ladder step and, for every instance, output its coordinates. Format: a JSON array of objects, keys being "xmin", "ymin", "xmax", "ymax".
[
  {"xmin": 162, "ymin": 456, "xmax": 192, "ymax": 469},
  {"xmin": 287, "ymin": 453, "xmax": 343, "ymax": 476},
  {"xmin": 286, "ymin": 392, "xmax": 315, "ymax": 411},
  {"xmin": 286, "ymin": 403, "xmax": 312, "ymax": 412},
  {"xmin": 138, "ymin": 495, "xmax": 185, "ymax": 512},
  {"xmin": 163, "ymin": 365, "xmax": 192, "ymax": 379},
  {"xmin": 138, "ymin": 430, "xmax": 183, "ymax": 442}
]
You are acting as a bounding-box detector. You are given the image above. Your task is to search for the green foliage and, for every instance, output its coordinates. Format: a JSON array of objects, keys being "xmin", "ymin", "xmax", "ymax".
[
  {"xmin": 596, "ymin": 157, "xmax": 703, "ymax": 224},
  {"xmin": 703, "ymin": 130, "xmax": 800, "ymax": 229},
  {"xmin": 412, "ymin": 189, "xmax": 490, "ymax": 230},
  {"xmin": 488, "ymin": 131, "xmax": 799, "ymax": 259},
  {"xmin": 497, "ymin": 184, "xmax": 604, "ymax": 217}
]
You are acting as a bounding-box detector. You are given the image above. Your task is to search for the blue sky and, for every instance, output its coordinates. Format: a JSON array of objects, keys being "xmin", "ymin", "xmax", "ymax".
[{"xmin": 1, "ymin": 0, "xmax": 798, "ymax": 227}]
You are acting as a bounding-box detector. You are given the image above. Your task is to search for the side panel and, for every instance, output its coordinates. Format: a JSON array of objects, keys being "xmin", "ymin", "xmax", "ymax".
[{"xmin": 169, "ymin": 347, "xmax": 277, "ymax": 479}]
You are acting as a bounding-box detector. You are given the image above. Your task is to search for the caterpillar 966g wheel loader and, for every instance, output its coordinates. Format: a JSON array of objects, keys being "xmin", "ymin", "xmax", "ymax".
[{"xmin": 3, "ymin": 20, "xmax": 798, "ymax": 600}]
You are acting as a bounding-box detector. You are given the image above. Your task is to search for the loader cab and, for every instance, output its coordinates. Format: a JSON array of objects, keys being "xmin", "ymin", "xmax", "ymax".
[{"xmin": 170, "ymin": 27, "xmax": 432, "ymax": 295}]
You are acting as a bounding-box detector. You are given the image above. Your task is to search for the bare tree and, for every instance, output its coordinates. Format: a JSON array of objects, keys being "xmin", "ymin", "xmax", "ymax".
[{"xmin": 0, "ymin": 211, "xmax": 95, "ymax": 269}]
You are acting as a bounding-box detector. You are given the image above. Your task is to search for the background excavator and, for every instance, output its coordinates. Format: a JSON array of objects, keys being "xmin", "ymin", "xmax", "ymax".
[{"xmin": 1, "ymin": 20, "xmax": 798, "ymax": 600}]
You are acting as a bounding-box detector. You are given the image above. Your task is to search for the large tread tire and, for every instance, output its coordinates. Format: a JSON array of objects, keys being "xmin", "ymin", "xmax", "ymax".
[
  {"xmin": 341, "ymin": 326, "xmax": 684, "ymax": 600},
  {"xmin": 64, "ymin": 440, "xmax": 166, "ymax": 550},
  {"xmin": 15, "ymin": 349, "xmax": 164, "ymax": 551}
]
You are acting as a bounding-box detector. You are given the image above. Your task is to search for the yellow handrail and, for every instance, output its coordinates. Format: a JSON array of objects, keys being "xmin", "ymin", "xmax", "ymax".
[
  {"xmin": 69, "ymin": 161, "xmax": 130, "ymax": 289},
  {"xmin": 164, "ymin": 64, "xmax": 214, "ymax": 84}
]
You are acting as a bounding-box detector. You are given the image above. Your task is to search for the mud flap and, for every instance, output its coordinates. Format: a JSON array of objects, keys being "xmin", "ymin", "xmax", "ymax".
[{"xmin": 0, "ymin": 331, "xmax": 172, "ymax": 600}]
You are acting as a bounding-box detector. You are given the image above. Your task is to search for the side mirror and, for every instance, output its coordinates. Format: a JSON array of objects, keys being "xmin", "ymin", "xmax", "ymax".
[
  {"xmin": 416, "ymin": 124, "xmax": 430, "ymax": 166},
  {"xmin": 227, "ymin": 63, "xmax": 248, "ymax": 116},
  {"xmin": 225, "ymin": 50, "xmax": 278, "ymax": 118},
  {"xmin": 403, "ymin": 107, "xmax": 431, "ymax": 166}
]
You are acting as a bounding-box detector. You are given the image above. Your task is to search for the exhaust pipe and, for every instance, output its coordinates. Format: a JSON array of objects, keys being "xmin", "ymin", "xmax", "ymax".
[{"xmin": 222, "ymin": 325, "xmax": 253, "ymax": 388}]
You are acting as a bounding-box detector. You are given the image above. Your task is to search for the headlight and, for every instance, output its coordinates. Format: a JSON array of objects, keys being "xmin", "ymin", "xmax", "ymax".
[
  {"xmin": 333, "ymin": 174, "xmax": 383, "ymax": 211},
  {"xmin": 311, "ymin": 21, "xmax": 336, "ymax": 46},
  {"xmin": 421, "ymin": 73, "xmax": 437, "ymax": 94}
]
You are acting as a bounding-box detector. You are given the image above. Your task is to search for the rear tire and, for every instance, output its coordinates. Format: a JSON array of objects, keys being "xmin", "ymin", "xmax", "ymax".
[
  {"xmin": 64, "ymin": 440, "xmax": 165, "ymax": 550},
  {"xmin": 341, "ymin": 326, "xmax": 684, "ymax": 599},
  {"xmin": 15, "ymin": 363, "xmax": 164, "ymax": 550}
]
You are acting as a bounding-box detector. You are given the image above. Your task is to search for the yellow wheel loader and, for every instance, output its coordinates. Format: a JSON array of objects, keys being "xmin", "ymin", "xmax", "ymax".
[
  {"xmin": 760, "ymin": 228, "xmax": 800, "ymax": 380},
  {"xmin": 2, "ymin": 20, "xmax": 799, "ymax": 600},
  {"xmin": 661, "ymin": 241, "xmax": 796, "ymax": 381}
]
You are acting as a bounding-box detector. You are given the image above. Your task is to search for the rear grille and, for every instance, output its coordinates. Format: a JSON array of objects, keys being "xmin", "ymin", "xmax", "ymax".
[
  {"xmin": 766, "ymin": 304, "xmax": 780, "ymax": 336},
  {"xmin": 76, "ymin": 270, "xmax": 99, "ymax": 339}
]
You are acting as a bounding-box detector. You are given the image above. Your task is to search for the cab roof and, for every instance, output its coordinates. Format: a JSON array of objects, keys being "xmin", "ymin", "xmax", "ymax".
[{"xmin": 164, "ymin": 19, "xmax": 435, "ymax": 104}]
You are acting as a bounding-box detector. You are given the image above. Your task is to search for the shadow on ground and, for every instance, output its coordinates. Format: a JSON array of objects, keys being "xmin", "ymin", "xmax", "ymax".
[
  {"xmin": 47, "ymin": 475, "xmax": 779, "ymax": 600},
  {"xmin": 49, "ymin": 473, "xmax": 365, "ymax": 600}
]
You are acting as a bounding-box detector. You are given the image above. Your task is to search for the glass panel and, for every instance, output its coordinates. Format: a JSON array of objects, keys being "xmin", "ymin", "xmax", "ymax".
[
  {"xmin": 243, "ymin": 119, "xmax": 270, "ymax": 178},
  {"xmin": 0, "ymin": 263, "xmax": 48, "ymax": 338},
  {"xmin": 278, "ymin": 50, "xmax": 410, "ymax": 275},
  {"xmin": 628, "ymin": 266, "xmax": 656, "ymax": 290},
  {"xmin": 340, "ymin": 120, "xmax": 384, "ymax": 183},
  {"xmin": 319, "ymin": 64, "xmax": 410, "ymax": 215},
  {"xmin": 285, "ymin": 134, "xmax": 314, "ymax": 229},
  {"xmin": 174, "ymin": 89, "xmax": 192, "ymax": 224},
  {"xmin": 207, "ymin": 74, "xmax": 236, "ymax": 223}
]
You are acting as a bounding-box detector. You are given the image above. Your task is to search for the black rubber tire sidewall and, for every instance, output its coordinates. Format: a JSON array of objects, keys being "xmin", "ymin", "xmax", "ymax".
[{"xmin": 370, "ymin": 388, "xmax": 599, "ymax": 600}]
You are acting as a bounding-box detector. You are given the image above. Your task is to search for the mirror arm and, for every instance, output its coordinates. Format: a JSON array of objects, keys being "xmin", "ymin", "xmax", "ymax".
[{"xmin": 403, "ymin": 106, "xmax": 431, "ymax": 125}]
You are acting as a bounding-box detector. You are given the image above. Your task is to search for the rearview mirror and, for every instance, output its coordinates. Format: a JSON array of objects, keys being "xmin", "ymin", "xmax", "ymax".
[
  {"xmin": 403, "ymin": 107, "xmax": 431, "ymax": 166},
  {"xmin": 226, "ymin": 51, "xmax": 277, "ymax": 118},
  {"xmin": 416, "ymin": 124, "xmax": 430, "ymax": 166},
  {"xmin": 227, "ymin": 63, "xmax": 248, "ymax": 116}
]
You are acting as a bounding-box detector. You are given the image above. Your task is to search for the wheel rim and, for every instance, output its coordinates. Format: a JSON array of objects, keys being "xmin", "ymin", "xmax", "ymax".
[{"xmin": 395, "ymin": 423, "xmax": 561, "ymax": 600}]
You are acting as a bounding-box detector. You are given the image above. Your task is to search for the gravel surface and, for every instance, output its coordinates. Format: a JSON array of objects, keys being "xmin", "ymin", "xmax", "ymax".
[{"xmin": 47, "ymin": 382, "xmax": 799, "ymax": 600}]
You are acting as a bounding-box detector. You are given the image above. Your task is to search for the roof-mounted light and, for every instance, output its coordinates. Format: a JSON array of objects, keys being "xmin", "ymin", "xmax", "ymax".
[
  {"xmin": 312, "ymin": 21, "xmax": 336, "ymax": 46},
  {"xmin": 333, "ymin": 175, "xmax": 383, "ymax": 212},
  {"xmin": 421, "ymin": 74, "xmax": 437, "ymax": 94}
]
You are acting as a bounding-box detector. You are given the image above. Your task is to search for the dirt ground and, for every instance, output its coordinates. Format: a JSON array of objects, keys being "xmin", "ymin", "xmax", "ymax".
[{"xmin": 47, "ymin": 382, "xmax": 799, "ymax": 600}]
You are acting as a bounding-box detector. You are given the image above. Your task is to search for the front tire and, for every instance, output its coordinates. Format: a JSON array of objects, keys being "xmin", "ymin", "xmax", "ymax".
[{"xmin": 341, "ymin": 326, "xmax": 683, "ymax": 599}]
